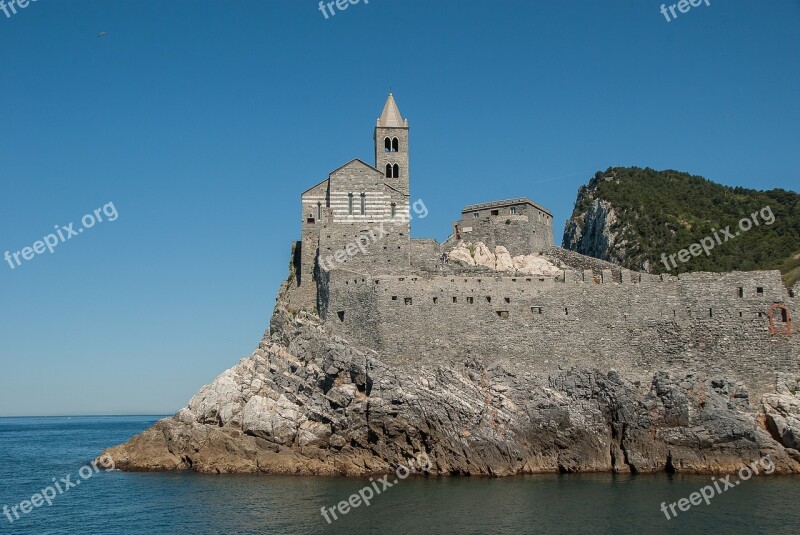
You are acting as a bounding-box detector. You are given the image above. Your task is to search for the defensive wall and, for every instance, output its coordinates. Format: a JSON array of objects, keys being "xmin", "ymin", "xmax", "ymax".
[{"xmin": 318, "ymin": 266, "xmax": 799, "ymax": 395}]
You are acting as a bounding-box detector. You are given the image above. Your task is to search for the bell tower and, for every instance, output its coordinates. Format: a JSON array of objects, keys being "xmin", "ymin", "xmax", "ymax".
[{"xmin": 374, "ymin": 92, "xmax": 409, "ymax": 195}]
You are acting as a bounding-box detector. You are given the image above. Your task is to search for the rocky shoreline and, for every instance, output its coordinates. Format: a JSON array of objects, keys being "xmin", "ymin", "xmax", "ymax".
[{"xmin": 100, "ymin": 287, "xmax": 800, "ymax": 476}]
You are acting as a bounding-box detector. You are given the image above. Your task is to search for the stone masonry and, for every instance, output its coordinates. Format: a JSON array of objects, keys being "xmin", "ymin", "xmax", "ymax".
[{"xmin": 288, "ymin": 93, "xmax": 799, "ymax": 397}]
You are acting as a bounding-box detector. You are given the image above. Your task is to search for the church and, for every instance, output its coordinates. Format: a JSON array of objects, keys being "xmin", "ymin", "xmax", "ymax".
[{"xmin": 294, "ymin": 93, "xmax": 555, "ymax": 308}]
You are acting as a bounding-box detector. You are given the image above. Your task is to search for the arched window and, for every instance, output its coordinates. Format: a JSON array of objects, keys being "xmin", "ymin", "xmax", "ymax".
[
  {"xmin": 384, "ymin": 137, "xmax": 391, "ymax": 152},
  {"xmin": 385, "ymin": 164, "xmax": 393, "ymax": 178},
  {"xmin": 317, "ymin": 202, "xmax": 321, "ymax": 220},
  {"xmin": 393, "ymin": 164, "xmax": 399, "ymax": 177},
  {"xmin": 348, "ymin": 193, "xmax": 354, "ymax": 215},
  {"xmin": 390, "ymin": 202, "xmax": 396, "ymax": 218},
  {"xmin": 392, "ymin": 137, "xmax": 399, "ymax": 152},
  {"xmin": 360, "ymin": 193, "xmax": 366, "ymax": 215}
]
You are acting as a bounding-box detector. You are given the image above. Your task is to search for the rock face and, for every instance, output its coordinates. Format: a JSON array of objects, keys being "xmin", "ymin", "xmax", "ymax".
[
  {"xmin": 101, "ymin": 291, "xmax": 800, "ymax": 476},
  {"xmin": 447, "ymin": 241, "xmax": 562, "ymax": 276},
  {"xmin": 563, "ymin": 195, "xmax": 628, "ymax": 266}
]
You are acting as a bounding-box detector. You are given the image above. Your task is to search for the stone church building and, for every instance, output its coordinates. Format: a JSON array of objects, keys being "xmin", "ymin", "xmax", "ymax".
[{"xmin": 294, "ymin": 93, "xmax": 555, "ymax": 307}]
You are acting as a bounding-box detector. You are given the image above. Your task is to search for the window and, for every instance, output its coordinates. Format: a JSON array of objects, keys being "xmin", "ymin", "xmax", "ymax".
[
  {"xmin": 393, "ymin": 164, "xmax": 399, "ymax": 177},
  {"xmin": 433, "ymin": 297, "xmax": 438, "ymax": 304},
  {"xmin": 510, "ymin": 206, "xmax": 517, "ymax": 215},
  {"xmin": 737, "ymin": 287, "xmax": 744, "ymax": 298},
  {"xmin": 348, "ymin": 193, "xmax": 353, "ymax": 215},
  {"xmin": 497, "ymin": 311, "xmax": 509, "ymax": 319},
  {"xmin": 386, "ymin": 164, "xmax": 393, "ymax": 178},
  {"xmin": 532, "ymin": 306, "xmax": 542, "ymax": 315},
  {"xmin": 317, "ymin": 202, "xmax": 321, "ymax": 220},
  {"xmin": 392, "ymin": 137, "xmax": 399, "ymax": 152},
  {"xmin": 360, "ymin": 193, "xmax": 366, "ymax": 215},
  {"xmin": 757, "ymin": 287, "xmax": 764, "ymax": 295},
  {"xmin": 467, "ymin": 297, "xmax": 474, "ymax": 304},
  {"xmin": 384, "ymin": 137, "xmax": 391, "ymax": 152},
  {"xmin": 404, "ymin": 298, "xmax": 412, "ymax": 305},
  {"xmin": 490, "ymin": 209, "xmax": 499, "ymax": 216},
  {"xmin": 337, "ymin": 311, "xmax": 345, "ymax": 321},
  {"xmin": 472, "ymin": 212, "xmax": 479, "ymax": 219},
  {"xmin": 768, "ymin": 304, "xmax": 791, "ymax": 335},
  {"xmin": 391, "ymin": 202, "xmax": 396, "ymax": 218}
]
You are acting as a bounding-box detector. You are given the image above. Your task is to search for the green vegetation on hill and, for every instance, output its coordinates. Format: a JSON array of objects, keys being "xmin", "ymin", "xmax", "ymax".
[{"xmin": 568, "ymin": 167, "xmax": 800, "ymax": 286}]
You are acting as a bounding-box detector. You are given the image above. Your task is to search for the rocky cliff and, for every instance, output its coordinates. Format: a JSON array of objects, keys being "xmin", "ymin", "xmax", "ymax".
[
  {"xmin": 562, "ymin": 167, "xmax": 800, "ymax": 281},
  {"xmin": 101, "ymin": 281, "xmax": 800, "ymax": 476}
]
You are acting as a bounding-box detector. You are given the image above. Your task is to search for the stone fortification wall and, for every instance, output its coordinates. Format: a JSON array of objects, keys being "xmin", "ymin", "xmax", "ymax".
[{"xmin": 321, "ymin": 267, "xmax": 799, "ymax": 395}]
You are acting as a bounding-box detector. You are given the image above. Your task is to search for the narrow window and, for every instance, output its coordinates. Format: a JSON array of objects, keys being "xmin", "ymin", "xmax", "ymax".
[
  {"xmin": 737, "ymin": 287, "xmax": 744, "ymax": 298},
  {"xmin": 565, "ymin": 307, "xmax": 569, "ymax": 315},
  {"xmin": 390, "ymin": 202, "xmax": 396, "ymax": 218},
  {"xmin": 384, "ymin": 137, "xmax": 391, "ymax": 152},
  {"xmin": 510, "ymin": 206, "xmax": 517, "ymax": 215},
  {"xmin": 386, "ymin": 164, "xmax": 393, "ymax": 178},
  {"xmin": 467, "ymin": 297, "xmax": 474, "ymax": 304},
  {"xmin": 433, "ymin": 297, "xmax": 438, "ymax": 304},
  {"xmin": 337, "ymin": 311, "xmax": 345, "ymax": 321},
  {"xmin": 348, "ymin": 193, "xmax": 353, "ymax": 215},
  {"xmin": 317, "ymin": 202, "xmax": 321, "ymax": 220},
  {"xmin": 472, "ymin": 212, "xmax": 479, "ymax": 219},
  {"xmin": 452, "ymin": 296, "xmax": 457, "ymax": 303},
  {"xmin": 393, "ymin": 164, "xmax": 399, "ymax": 178},
  {"xmin": 709, "ymin": 308, "xmax": 713, "ymax": 318},
  {"xmin": 486, "ymin": 296, "xmax": 491, "ymax": 303},
  {"xmin": 392, "ymin": 137, "xmax": 399, "ymax": 152},
  {"xmin": 360, "ymin": 192, "xmax": 366, "ymax": 215}
]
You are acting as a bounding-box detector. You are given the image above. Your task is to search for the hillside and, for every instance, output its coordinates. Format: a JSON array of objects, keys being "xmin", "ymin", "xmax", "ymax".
[{"xmin": 562, "ymin": 167, "xmax": 800, "ymax": 285}]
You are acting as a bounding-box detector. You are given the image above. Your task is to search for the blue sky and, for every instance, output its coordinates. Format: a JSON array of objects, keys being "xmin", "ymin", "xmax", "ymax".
[{"xmin": 0, "ymin": 0, "xmax": 798, "ymax": 416}]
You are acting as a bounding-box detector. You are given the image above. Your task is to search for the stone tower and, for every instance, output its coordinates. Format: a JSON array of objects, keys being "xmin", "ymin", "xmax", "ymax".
[{"xmin": 374, "ymin": 93, "xmax": 410, "ymax": 197}]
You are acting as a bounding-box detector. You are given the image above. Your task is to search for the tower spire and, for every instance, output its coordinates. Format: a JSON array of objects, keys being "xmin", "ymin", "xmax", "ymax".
[{"xmin": 377, "ymin": 92, "xmax": 405, "ymax": 127}]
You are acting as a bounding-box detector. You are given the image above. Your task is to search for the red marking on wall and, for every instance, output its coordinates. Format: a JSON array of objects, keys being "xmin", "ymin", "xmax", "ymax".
[{"xmin": 768, "ymin": 304, "xmax": 791, "ymax": 335}]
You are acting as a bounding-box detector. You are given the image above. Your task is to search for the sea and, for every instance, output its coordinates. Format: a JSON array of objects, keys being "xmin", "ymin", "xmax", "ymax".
[{"xmin": 0, "ymin": 416, "xmax": 798, "ymax": 534}]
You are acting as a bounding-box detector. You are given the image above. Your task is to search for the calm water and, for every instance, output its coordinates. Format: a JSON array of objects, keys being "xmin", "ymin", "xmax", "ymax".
[{"xmin": 0, "ymin": 416, "xmax": 798, "ymax": 534}]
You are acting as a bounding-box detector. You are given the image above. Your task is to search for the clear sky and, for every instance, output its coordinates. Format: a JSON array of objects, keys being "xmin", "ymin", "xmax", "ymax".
[{"xmin": 0, "ymin": 0, "xmax": 798, "ymax": 416}]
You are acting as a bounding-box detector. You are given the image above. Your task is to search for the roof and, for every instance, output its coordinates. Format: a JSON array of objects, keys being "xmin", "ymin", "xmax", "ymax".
[
  {"xmin": 461, "ymin": 197, "xmax": 552, "ymax": 217},
  {"xmin": 377, "ymin": 92, "xmax": 407, "ymax": 128},
  {"xmin": 301, "ymin": 158, "xmax": 384, "ymax": 197},
  {"xmin": 301, "ymin": 177, "xmax": 329, "ymax": 196},
  {"xmin": 328, "ymin": 158, "xmax": 382, "ymax": 176}
]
